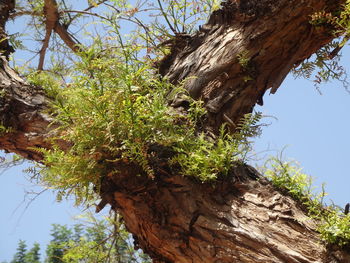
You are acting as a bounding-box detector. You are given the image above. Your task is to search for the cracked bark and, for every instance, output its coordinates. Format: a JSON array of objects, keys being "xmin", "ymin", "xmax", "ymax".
[
  {"xmin": 1, "ymin": 0, "xmax": 350, "ymax": 262},
  {"xmin": 160, "ymin": 0, "xmax": 343, "ymax": 132}
]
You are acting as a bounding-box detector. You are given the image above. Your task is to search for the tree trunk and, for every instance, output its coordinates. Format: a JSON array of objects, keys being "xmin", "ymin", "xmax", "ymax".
[
  {"xmin": 1, "ymin": 0, "xmax": 350, "ymax": 262},
  {"xmin": 160, "ymin": 0, "xmax": 343, "ymax": 132},
  {"xmin": 106, "ymin": 162, "xmax": 350, "ymax": 263}
]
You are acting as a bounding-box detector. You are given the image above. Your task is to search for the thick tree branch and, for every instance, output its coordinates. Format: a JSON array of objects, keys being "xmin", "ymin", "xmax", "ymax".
[
  {"xmin": 38, "ymin": 0, "xmax": 82, "ymax": 69},
  {"xmin": 103, "ymin": 161, "xmax": 350, "ymax": 262},
  {"xmin": 159, "ymin": 0, "xmax": 346, "ymax": 132},
  {"xmin": 0, "ymin": 57, "xmax": 54, "ymax": 160}
]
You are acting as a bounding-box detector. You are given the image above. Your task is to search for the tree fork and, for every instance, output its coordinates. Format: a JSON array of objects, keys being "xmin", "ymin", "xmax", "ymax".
[{"xmin": 1, "ymin": 0, "xmax": 350, "ymax": 262}]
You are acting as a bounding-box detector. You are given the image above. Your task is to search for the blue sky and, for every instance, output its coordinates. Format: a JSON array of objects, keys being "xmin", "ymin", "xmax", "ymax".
[
  {"xmin": 1, "ymin": 1, "xmax": 350, "ymax": 261},
  {"xmin": 0, "ymin": 163, "xmax": 81, "ymax": 261},
  {"xmin": 254, "ymin": 68, "xmax": 350, "ymax": 208}
]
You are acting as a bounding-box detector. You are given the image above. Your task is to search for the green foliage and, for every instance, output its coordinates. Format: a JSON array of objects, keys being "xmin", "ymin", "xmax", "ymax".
[
  {"xmin": 237, "ymin": 51, "xmax": 250, "ymax": 69},
  {"xmin": 297, "ymin": 1, "xmax": 350, "ymax": 88},
  {"xmin": 265, "ymin": 157, "xmax": 350, "ymax": 247},
  {"xmin": 10, "ymin": 240, "xmax": 40, "ymax": 263},
  {"xmin": 309, "ymin": 1, "xmax": 350, "ymax": 35},
  {"xmin": 292, "ymin": 41, "xmax": 348, "ymax": 88},
  {"xmin": 24, "ymin": 243, "xmax": 40, "ymax": 263},
  {"xmin": 26, "ymin": 38, "xmax": 261, "ymax": 204},
  {"xmin": 236, "ymin": 50, "xmax": 256, "ymax": 82},
  {"xmin": 45, "ymin": 225, "xmax": 72, "ymax": 263},
  {"xmin": 265, "ymin": 157, "xmax": 325, "ymax": 216},
  {"xmin": 11, "ymin": 240, "xmax": 27, "ymax": 263},
  {"xmin": 171, "ymin": 128, "xmax": 238, "ymax": 181},
  {"xmin": 60, "ymin": 214, "xmax": 150, "ymax": 263},
  {"xmin": 172, "ymin": 113, "xmax": 261, "ymax": 181},
  {"xmin": 29, "ymin": 49, "xmax": 193, "ymax": 202},
  {"xmin": 0, "ymin": 124, "xmax": 12, "ymax": 135},
  {"xmin": 8, "ymin": 33, "xmax": 25, "ymax": 50},
  {"xmin": 318, "ymin": 211, "xmax": 350, "ymax": 247},
  {"xmin": 46, "ymin": 214, "xmax": 150, "ymax": 263},
  {"xmin": 26, "ymin": 71, "xmax": 61, "ymax": 99}
]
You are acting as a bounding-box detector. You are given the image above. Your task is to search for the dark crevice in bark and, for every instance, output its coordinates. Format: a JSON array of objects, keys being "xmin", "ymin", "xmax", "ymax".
[
  {"xmin": 93, "ymin": 155, "xmax": 350, "ymax": 262},
  {"xmin": 159, "ymin": 0, "xmax": 345, "ymax": 133},
  {"xmin": 0, "ymin": 57, "xmax": 54, "ymax": 160},
  {"xmin": 0, "ymin": 0, "xmax": 15, "ymax": 58}
]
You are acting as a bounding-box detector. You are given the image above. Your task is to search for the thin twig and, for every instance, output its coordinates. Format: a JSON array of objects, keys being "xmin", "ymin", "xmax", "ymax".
[
  {"xmin": 65, "ymin": 0, "xmax": 109, "ymax": 27},
  {"xmin": 9, "ymin": 10, "xmax": 41, "ymax": 19},
  {"xmin": 156, "ymin": 0, "xmax": 177, "ymax": 34},
  {"xmin": 60, "ymin": 9, "xmax": 109, "ymax": 21}
]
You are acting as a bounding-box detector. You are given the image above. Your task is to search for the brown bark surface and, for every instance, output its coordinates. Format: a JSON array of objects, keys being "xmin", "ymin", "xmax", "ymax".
[
  {"xmin": 0, "ymin": 0, "xmax": 53, "ymax": 159},
  {"xmin": 108, "ymin": 163, "xmax": 350, "ymax": 263},
  {"xmin": 1, "ymin": 0, "xmax": 350, "ymax": 262},
  {"xmin": 0, "ymin": 55, "xmax": 53, "ymax": 160},
  {"xmin": 161, "ymin": 0, "xmax": 344, "ymax": 132}
]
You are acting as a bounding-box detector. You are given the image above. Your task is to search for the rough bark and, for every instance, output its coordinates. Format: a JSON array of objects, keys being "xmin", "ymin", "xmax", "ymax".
[
  {"xmin": 0, "ymin": 56, "xmax": 53, "ymax": 160},
  {"xmin": 0, "ymin": 1, "xmax": 51, "ymax": 160},
  {"xmin": 1, "ymin": 0, "xmax": 350, "ymax": 262},
  {"xmin": 161, "ymin": 0, "xmax": 344, "ymax": 132},
  {"xmin": 106, "ymin": 161, "xmax": 350, "ymax": 263}
]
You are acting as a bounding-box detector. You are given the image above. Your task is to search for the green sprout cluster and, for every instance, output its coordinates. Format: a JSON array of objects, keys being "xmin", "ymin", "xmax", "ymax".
[{"xmin": 265, "ymin": 157, "xmax": 350, "ymax": 247}]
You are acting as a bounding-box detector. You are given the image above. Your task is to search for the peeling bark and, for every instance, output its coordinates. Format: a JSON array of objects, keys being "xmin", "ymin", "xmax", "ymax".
[
  {"xmin": 0, "ymin": 56, "xmax": 55, "ymax": 160},
  {"xmin": 1, "ymin": 0, "xmax": 350, "ymax": 262},
  {"xmin": 0, "ymin": 0, "xmax": 53, "ymax": 160},
  {"xmin": 104, "ymin": 162, "xmax": 350, "ymax": 263},
  {"xmin": 160, "ymin": 0, "xmax": 344, "ymax": 131}
]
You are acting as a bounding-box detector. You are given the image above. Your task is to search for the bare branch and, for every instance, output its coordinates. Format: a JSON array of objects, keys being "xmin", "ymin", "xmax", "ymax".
[
  {"xmin": 37, "ymin": 0, "xmax": 83, "ymax": 69},
  {"xmin": 65, "ymin": 0, "xmax": 109, "ymax": 27},
  {"xmin": 38, "ymin": 25, "xmax": 52, "ymax": 70},
  {"xmin": 60, "ymin": 9, "xmax": 109, "ymax": 21},
  {"xmin": 54, "ymin": 23, "xmax": 82, "ymax": 53}
]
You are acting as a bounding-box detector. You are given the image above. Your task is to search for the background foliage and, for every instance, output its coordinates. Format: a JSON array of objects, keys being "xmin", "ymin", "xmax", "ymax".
[{"xmin": 4, "ymin": 214, "xmax": 150, "ymax": 263}]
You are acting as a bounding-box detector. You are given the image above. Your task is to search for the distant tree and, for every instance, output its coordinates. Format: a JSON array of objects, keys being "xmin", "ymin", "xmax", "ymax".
[
  {"xmin": 60, "ymin": 214, "xmax": 151, "ymax": 263},
  {"xmin": 41, "ymin": 215, "xmax": 150, "ymax": 263},
  {"xmin": 45, "ymin": 225, "xmax": 72, "ymax": 263},
  {"xmin": 7, "ymin": 215, "xmax": 150, "ymax": 263},
  {"xmin": 25, "ymin": 243, "xmax": 40, "ymax": 263},
  {"xmin": 10, "ymin": 240, "xmax": 27, "ymax": 263},
  {"xmin": 72, "ymin": 224, "xmax": 84, "ymax": 243}
]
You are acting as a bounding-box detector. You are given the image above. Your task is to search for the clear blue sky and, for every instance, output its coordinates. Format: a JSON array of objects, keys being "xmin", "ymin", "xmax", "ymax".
[{"xmin": 1, "ymin": 1, "xmax": 350, "ymax": 261}]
